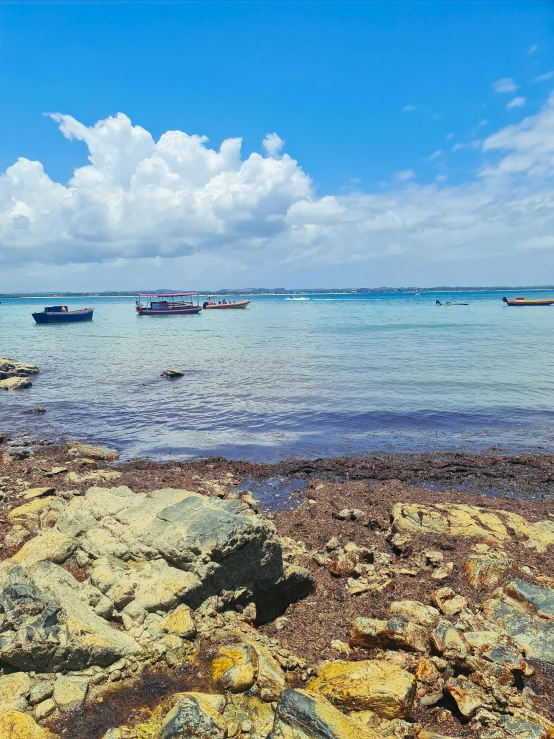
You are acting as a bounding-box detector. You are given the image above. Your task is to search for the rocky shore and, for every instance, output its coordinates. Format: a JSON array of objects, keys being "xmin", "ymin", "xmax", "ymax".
[{"xmin": 0, "ymin": 429, "xmax": 553, "ymax": 739}]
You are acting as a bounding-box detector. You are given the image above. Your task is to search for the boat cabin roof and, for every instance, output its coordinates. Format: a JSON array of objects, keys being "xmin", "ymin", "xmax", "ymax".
[
  {"xmin": 44, "ymin": 306, "xmax": 68, "ymax": 312},
  {"xmin": 139, "ymin": 292, "xmax": 197, "ymax": 297}
]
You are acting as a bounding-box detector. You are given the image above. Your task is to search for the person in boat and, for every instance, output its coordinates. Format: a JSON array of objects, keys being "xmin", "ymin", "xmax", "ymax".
[{"xmin": 436, "ymin": 300, "xmax": 441, "ymax": 305}]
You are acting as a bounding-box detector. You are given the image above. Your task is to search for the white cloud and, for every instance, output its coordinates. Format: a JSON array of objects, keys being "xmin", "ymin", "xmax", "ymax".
[
  {"xmin": 396, "ymin": 169, "xmax": 416, "ymax": 181},
  {"xmin": 529, "ymin": 43, "xmax": 539, "ymax": 55},
  {"xmin": 477, "ymin": 119, "xmax": 489, "ymax": 128},
  {"xmin": 262, "ymin": 132, "xmax": 285, "ymax": 157},
  {"xmin": 402, "ymin": 105, "xmax": 417, "ymax": 112},
  {"xmin": 3, "ymin": 97, "xmax": 554, "ymax": 287},
  {"xmin": 452, "ymin": 143, "xmax": 467, "ymax": 152},
  {"xmin": 446, "ymin": 133, "xmax": 454, "ymax": 141},
  {"xmin": 534, "ymin": 71, "xmax": 554, "ymax": 83},
  {"xmin": 506, "ymin": 96, "xmax": 526, "ymax": 110},
  {"xmin": 493, "ymin": 78, "xmax": 519, "ymax": 93},
  {"xmin": 426, "ymin": 150, "xmax": 442, "ymax": 161},
  {"xmin": 435, "ymin": 174, "xmax": 447, "ymax": 182}
]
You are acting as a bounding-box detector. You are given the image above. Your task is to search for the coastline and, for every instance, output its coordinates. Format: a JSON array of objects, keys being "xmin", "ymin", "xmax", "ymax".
[{"xmin": 1, "ymin": 429, "xmax": 554, "ymax": 738}]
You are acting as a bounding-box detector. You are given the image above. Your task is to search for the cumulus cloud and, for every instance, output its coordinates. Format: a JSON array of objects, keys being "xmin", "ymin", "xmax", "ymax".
[
  {"xmin": 493, "ymin": 78, "xmax": 519, "ymax": 93},
  {"xmin": 3, "ymin": 96, "xmax": 554, "ymax": 285},
  {"xmin": 507, "ymin": 97, "xmax": 526, "ymax": 110},
  {"xmin": 262, "ymin": 132, "xmax": 285, "ymax": 158}
]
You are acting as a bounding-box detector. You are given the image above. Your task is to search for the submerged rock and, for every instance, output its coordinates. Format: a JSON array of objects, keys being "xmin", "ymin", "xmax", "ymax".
[{"xmin": 161, "ymin": 369, "xmax": 185, "ymax": 379}]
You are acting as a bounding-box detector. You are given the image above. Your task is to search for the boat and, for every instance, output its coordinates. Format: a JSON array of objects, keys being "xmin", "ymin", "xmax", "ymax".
[
  {"xmin": 32, "ymin": 306, "xmax": 93, "ymax": 323},
  {"xmin": 502, "ymin": 296, "xmax": 554, "ymax": 306},
  {"xmin": 136, "ymin": 293, "xmax": 202, "ymax": 315},
  {"xmin": 202, "ymin": 298, "xmax": 250, "ymax": 310},
  {"xmin": 435, "ymin": 300, "xmax": 468, "ymax": 306}
]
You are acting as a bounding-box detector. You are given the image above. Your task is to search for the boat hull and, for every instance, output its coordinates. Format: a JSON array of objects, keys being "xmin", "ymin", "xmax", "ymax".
[
  {"xmin": 136, "ymin": 306, "xmax": 202, "ymax": 315},
  {"xmin": 203, "ymin": 300, "xmax": 250, "ymax": 310},
  {"xmin": 503, "ymin": 300, "xmax": 554, "ymax": 306},
  {"xmin": 32, "ymin": 309, "xmax": 93, "ymax": 323}
]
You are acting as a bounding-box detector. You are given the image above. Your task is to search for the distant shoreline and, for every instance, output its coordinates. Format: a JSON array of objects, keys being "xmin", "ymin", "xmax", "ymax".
[{"xmin": 2, "ymin": 286, "xmax": 554, "ymax": 299}]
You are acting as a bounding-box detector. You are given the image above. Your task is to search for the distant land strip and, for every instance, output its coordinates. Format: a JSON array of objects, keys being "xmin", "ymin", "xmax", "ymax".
[{"xmin": 2, "ymin": 286, "xmax": 554, "ymax": 298}]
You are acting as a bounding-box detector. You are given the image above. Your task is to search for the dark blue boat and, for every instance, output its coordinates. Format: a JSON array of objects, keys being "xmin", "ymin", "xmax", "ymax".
[{"xmin": 32, "ymin": 306, "xmax": 94, "ymax": 324}]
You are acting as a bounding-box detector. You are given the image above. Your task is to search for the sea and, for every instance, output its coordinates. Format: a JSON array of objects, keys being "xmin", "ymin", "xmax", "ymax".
[{"xmin": 1, "ymin": 290, "xmax": 554, "ymax": 462}]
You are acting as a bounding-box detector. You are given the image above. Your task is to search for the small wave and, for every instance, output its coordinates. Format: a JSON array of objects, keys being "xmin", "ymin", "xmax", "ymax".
[{"xmin": 285, "ymin": 297, "xmax": 310, "ymax": 301}]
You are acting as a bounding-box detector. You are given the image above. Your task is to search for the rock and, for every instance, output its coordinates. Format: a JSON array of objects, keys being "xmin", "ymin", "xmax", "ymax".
[
  {"xmin": 350, "ymin": 616, "xmax": 428, "ymax": 653},
  {"xmin": 160, "ymin": 604, "xmax": 197, "ymax": 639},
  {"xmin": 55, "ymin": 485, "xmax": 310, "ymax": 620},
  {"xmin": 389, "ymin": 502, "xmax": 554, "ymax": 553},
  {"xmin": 159, "ymin": 693, "xmax": 226, "ymax": 739},
  {"xmin": 161, "ymin": 369, "xmax": 185, "ymax": 379},
  {"xmin": 0, "ymin": 358, "xmax": 39, "ymax": 379},
  {"xmin": 269, "ymin": 689, "xmax": 385, "ymax": 739},
  {"xmin": 4, "ymin": 526, "xmax": 28, "ymax": 548},
  {"xmin": 388, "ymin": 600, "xmax": 440, "ymax": 626},
  {"xmin": 11, "ymin": 531, "xmax": 76, "ymax": 568},
  {"xmin": 307, "ymin": 659, "xmax": 416, "ymax": 718},
  {"xmin": 482, "ymin": 580, "xmax": 554, "ymax": 663},
  {"xmin": 330, "ymin": 551, "xmax": 360, "ymax": 578},
  {"xmin": 430, "ymin": 562, "xmax": 454, "ymax": 580},
  {"xmin": 43, "ymin": 468, "xmax": 67, "ymax": 478},
  {"xmin": 211, "ymin": 644, "xmax": 258, "ymax": 693},
  {"xmin": 0, "ymin": 560, "xmax": 140, "ymax": 671},
  {"xmin": 0, "ymin": 377, "xmax": 32, "ymax": 390},
  {"xmin": 23, "ymin": 488, "xmax": 55, "ymax": 501},
  {"xmin": 67, "ymin": 470, "xmax": 122, "ymax": 484},
  {"xmin": 430, "ymin": 621, "xmax": 468, "ymax": 661},
  {"xmin": 326, "ymin": 537, "xmax": 341, "ymax": 551},
  {"xmin": 0, "ymin": 710, "xmax": 55, "ymax": 738},
  {"xmin": 66, "ymin": 442, "xmax": 119, "ymax": 461},
  {"xmin": 464, "ymin": 553, "xmax": 514, "ymax": 588},
  {"xmin": 34, "ymin": 699, "xmax": 56, "ymax": 720},
  {"xmin": 52, "ymin": 676, "xmax": 89, "ymax": 712},
  {"xmin": 8, "ymin": 497, "xmax": 66, "ymax": 534},
  {"xmin": 0, "ymin": 672, "xmax": 31, "ymax": 711},
  {"xmin": 250, "ymin": 641, "xmax": 287, "ymax": 701},
  {"xmin": 497, "ymin": 714, "xmax": 553, "ymax": 739},
  {"xmin": 444, "ymin": 676, "xmax": 494, "ymax": 718},
  {"xmin": 432, "ymin": 587, "xmax": 467, "ymax": 617},
  {"xmin": 24, "ymin": 408, "xmax": 46, "ymax": 414},
  {"xmin": 28, "ymin": 682, "xmax": 54, "ymax": 706}
]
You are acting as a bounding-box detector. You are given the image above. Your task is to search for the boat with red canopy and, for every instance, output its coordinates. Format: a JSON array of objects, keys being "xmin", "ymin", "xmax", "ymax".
[{"xmin": 135, "ymin": 293, "xmax": 202, "ymax": 315}]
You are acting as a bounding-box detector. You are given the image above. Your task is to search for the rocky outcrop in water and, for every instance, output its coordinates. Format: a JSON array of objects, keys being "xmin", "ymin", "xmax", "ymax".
[{"xmin": 0, "ymin": 358, "xmax": 39, "ymax": 390}]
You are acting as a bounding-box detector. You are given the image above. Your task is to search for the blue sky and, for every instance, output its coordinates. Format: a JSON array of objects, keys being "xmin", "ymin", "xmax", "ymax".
[{"xmin": 1, "ymin": 2, "xmax": 554, "ymax": 290}]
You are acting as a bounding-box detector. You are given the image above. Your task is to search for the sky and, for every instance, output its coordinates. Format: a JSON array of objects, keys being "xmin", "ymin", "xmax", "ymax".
[{"xmin": 1, "ymin": 1, "xmax": 554, "ymax": 291}]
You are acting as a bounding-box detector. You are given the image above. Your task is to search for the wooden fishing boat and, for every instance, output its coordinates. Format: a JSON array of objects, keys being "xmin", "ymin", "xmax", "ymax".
[
  {"xmin": 202, "ymin": 299, "xmax": 250, "ymax": 310},
  {"xmin": 32, "ymin": 306, "xmax": 93, "ymax": 323},
  {"xmin": 502, "ymin": 296, "xmax": 554, "ymax": 306},
  {"xmin": 136, "ymin": 293, "xmax": 202, "ymax": 315}
]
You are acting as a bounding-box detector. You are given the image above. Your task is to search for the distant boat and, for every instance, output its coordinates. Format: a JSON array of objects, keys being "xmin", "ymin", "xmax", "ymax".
[
  {"xmin": 502, "ymin": 296, "xmax": 554, "ymax": 306},
  {"xmin": 436, "ymin": 300, "xmax": 468, "ymax": 306},
  {"xmin": 32, "ymin": 306, "xmax": 93, "ymax": 323},
  {"xmin": 203, "ymin": 299, "xmax": 250, "ymax": 310},
  {"xmin": 136, "ymin": 292, "xmax": 202, "ymax": 315}
]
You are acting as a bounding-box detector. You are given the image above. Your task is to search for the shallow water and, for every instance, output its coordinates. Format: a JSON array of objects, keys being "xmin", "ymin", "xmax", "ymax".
[{"xmin": 2, "ymin": 290, "xmax": 554, "ymax": 461}]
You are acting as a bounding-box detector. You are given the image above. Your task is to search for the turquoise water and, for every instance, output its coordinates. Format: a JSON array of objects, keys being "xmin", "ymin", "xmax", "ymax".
[{"xmin": 1, "ymin": 291, "xmax": 554, "ymax": 461}]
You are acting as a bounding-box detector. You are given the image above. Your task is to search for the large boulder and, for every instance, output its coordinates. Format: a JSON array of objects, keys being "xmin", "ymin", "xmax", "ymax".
[
  {"xmin": 0, "ymin": 710, "xmax": 56, "ymax": 738},
  {"xmin": 350, "ymin": 616, "xmax": 428, "ymax": 653},
  {"xmin": 56, "ymin": 486, "xmax": 312, "ymax": 619},
  {"xmin": 268, "ymin": 689, "xmax": 386, "ymax": 739},
  {"xmin": 0, "ymin": 560, "xmax": 140, "ymax": 672},
  {"xmin": 0, "ymin": 358, "xmax": 39, "ymax": 379},
  {"xmin": 307, "ymin": 660, "xmax": 415, "ymax": 718}
]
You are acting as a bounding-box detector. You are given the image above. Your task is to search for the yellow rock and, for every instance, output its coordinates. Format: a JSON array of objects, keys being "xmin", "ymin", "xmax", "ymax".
[
  {"xmin": 0, "ymin": 673, "xmax": 31, "ymax": 711},
  {"xmin": 211, "ymin": 644, "xmax": 258, "ymax": 693},
  {"xmin": 161, "ymin": 604, "xmax": 197, "ymax": 639},
  {"xmin": 23, "ymin": 488, "xmax": 55, "ymax": 501},
  {"xmin": 67, "ymin": 470, "xmax": 122, "ymax": 484},
  {"xmin": 7, "ymin": 498, "xmax": 65, "ymax": 533},
  {"xmin": 0, "ymin": 710, "xmax": 56, "ymax": 739},
  {"xmin": 390, "ymin": 502, "xmax": 554, "ymax": 552},
  {"xmin": 11, "ymin": 531, "xmax": 76, "ymax": 568},
  {"xmin": 307, "ymin": 659, "xmax": 415, "ymax": 718}
]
